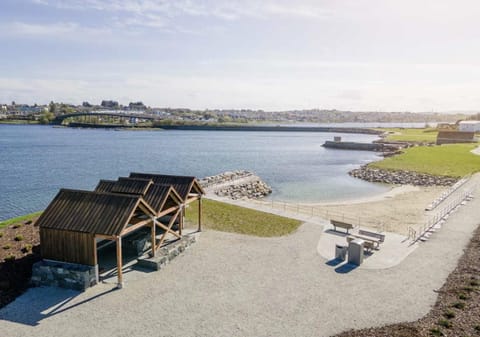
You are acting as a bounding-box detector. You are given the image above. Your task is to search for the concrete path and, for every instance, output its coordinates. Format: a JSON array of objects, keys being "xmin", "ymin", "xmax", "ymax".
[
  {"xmin": 471, "ymin": 144, "xmax": 480, "ymax": 155},
  {"xmin": 0, "ymin": 185, "xmax": 479, "ymax": 336},
  {"xmin": 316, "ymin": 224, "xmax": 418, "ymax": 270}
]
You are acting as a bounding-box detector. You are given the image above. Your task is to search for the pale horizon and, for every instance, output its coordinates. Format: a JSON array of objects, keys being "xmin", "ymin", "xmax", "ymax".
[{"xmin": 1, "ymin": 0, "xmax": 480, "ymax": 112}]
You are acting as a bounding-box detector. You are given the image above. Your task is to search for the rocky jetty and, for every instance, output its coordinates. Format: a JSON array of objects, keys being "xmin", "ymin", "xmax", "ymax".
[
  {"xmin": 200, "ymin": 170, "xmax": 272, "ymax": 200},
  {"xmin": 199, "ymin": 170, "xmax": 253, "ymax": 188},
  {"xmin": 349, "ymin": 166, "xmax": 458, "ymax": 186},
  {"xmin": 214, "ymin": 180, "xmax": 272, "ymax": 200}
]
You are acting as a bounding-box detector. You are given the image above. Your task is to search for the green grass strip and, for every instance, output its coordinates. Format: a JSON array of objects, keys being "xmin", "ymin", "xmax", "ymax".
[
  {"xmin": 0, "ymin": 211, "xmax": 43, "ymax": 228},
  {"xmin": 185, "ymin": 199, "xmax": 302, "ymax": 237},
  {"xmin": 370, "ymin": 144, "xmax": 480, "ymax": 177},
  {"xmin": 378, "ymin": 127, "xmax": 438, "ymax": 143}
]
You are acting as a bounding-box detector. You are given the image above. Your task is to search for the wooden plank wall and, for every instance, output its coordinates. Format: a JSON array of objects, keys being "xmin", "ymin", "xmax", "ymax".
[{"xmin": 40, "ymin": 228, "xmax": 95, "ymax": 266}]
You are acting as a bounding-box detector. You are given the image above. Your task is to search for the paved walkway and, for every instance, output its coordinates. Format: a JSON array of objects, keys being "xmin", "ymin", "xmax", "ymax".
[
  {"xmin": 471, "ymin": 144, "xmax": 480, "ymax": 155},
  {"xmin": 0, "ymin": 183, "xmax": 479, "ymax": 336}
]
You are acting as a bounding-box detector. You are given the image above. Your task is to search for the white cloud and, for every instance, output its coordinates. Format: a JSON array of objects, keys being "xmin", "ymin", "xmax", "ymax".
[
  {"xmin": 7, "ymin": 22, "xmax": 79, "ymax": 36},
  {"xmin": 1, "ymin": 21, "xmax": 114, "ymax": 38},
  {"xmin": 31, "ymin": 0, "xmax": 332, "ymax": 27}
]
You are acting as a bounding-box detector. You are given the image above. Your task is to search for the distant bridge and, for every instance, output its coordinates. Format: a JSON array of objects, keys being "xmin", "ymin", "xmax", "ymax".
[{"xmin": 52, "ymin": 112, "xmax": 158, "ymax": 125}]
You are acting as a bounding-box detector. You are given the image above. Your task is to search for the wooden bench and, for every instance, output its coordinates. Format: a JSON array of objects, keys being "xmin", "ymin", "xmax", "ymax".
[
  {"xmin": 346, "ymin": 234, "xmax": 381, "ymax": 251},
  {"xmin": 330, "ymin": 220, "xmax": 354, "ymax": 234},
  {"xmin": 358, "ymin": 229, "xmax": 385, "ymax": 243}
]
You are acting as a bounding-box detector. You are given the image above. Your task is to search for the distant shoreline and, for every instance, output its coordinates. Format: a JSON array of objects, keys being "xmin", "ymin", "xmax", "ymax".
[
  {"xmin": 56, "ymin": 122, "xmax": 385, "ymax": 135},
  {"xmin": 2, "ymin": 120, "xmax": 383, "ymax": 134},
  {"xmin": 154, "ymin": 124, "xmax": 383, "ymax": 135}
]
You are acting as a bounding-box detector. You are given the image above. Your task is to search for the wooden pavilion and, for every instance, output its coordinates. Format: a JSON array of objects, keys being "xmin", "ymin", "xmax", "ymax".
[
  {"xmin": 94, "ymin": 177, "xmax": 185, "ymax": 250},
  {"xmin": 37, "ymin": 173, "xmax": 205, "ymax": 288}
]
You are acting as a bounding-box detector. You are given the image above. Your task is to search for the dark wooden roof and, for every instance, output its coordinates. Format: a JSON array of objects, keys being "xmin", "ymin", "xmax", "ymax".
[
  {"xmin": 111, "ymin": 177, "xmax": 152, "ymax": 195},
  {"xmin": 95, "ymin": 177, "xmax": 182, "ymax": 215},
  {"xmin": 129, "ymin": 172, "xmax": 205, "ymax": 201},
  {"xmin": 143, "ymin": 184, "xmax": 182, "ymax": 214},
  {"xmin": 95, "ymin": 178, "xmax": 152, "ymax": 195},
  {"xmin": 36, "ymin": 189, "xmax": 154, "ymax": 236},
  {"xmin": 94, "ymin": 180, "xmax": 116, "ymax": 193}
]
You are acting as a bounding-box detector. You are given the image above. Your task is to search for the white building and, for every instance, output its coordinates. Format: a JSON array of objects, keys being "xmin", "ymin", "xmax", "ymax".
[{"xmin": 458, "ymin": 120, "xmax": 480, "ymax": 132}]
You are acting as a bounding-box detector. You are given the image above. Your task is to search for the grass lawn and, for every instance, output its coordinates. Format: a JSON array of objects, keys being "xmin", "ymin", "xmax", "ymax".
[
  {"xmin": 0, "ymin": 120, "xmax": 40, "ymax": 125},
  {"xmin": 0, "ymin": 211, "xmax": 43, "ymax": 229},
  {"xmin": 370, "ymin": 144, "xmax": 480, "ymax": 177},
  {"xmin": 185, "ymin": 198, "xmax": 302, "ymax": 237},
  {"xmin": 378, "ymin": 128, "xmax": 438, "ymax": 143}
]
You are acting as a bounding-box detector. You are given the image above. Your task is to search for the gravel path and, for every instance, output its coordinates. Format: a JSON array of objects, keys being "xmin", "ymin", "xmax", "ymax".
[{"xmin": 0, "ymin": 182, "xmax": 479, "ymax": 336}]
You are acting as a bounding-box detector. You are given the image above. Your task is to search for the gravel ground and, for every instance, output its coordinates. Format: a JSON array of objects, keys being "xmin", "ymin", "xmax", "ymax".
[
  {"xmin": 335, "ymin": 225, "xmax": 480, "ymax": 337},
  {"xmin": 0, "ymin": 181, "xmax": 479, "ymax": 336}
]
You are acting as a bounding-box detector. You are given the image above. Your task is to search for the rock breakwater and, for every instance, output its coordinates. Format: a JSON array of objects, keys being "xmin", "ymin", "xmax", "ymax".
[
  {"xmin": 349, "ymin": 166, "xmax": 458, "ymax": 186},
  {"xmin": 199, "ymin": 170, "xmax": 272, "ymax": 200},
  {"xmin": 199, "ymin": 170, "xmax": 253, "ymax": 188}
]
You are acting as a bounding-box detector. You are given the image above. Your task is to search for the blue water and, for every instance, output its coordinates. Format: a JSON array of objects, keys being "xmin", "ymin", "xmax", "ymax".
[{"xmin": 0, "ymin": 125, "xmax": 388, "ymax": 221}]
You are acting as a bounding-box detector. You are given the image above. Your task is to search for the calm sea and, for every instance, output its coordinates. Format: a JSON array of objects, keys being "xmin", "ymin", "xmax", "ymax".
[{"xmin": 0, "ymin": 125, "xmax": 389, "ymax": 221}]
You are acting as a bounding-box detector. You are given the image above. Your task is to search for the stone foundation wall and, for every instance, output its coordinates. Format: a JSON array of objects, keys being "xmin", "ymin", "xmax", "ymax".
[
  {"xmin": 137, "ymin": 235, "xmax": 196, "ymax": 271},
  {"xmin": 31, "ymin": 260, "xmax": 98, "ymax": 291}
]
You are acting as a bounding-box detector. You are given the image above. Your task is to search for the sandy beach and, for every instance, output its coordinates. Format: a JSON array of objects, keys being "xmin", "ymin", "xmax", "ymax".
[
  {"xmin": 307, "ymin": 185, "xmax": 447, "ymax": 234},
  {"xmin": 249, "ymin": 184, "xmax": 449, "ymax": 235}
]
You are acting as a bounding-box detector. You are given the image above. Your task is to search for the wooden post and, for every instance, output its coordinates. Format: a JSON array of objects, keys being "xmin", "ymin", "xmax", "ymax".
[
  {"xmin": 93, "ymin": 236, "xmax": 99, "ymax": 284},
  {"xmin": 179, "ymin": 205, "xmax": 183, "ymax": 236},
  {"xmin": 116, "ymin": 236, "xmax": 123, "ymax": 289},
  {"xmin": 198, "ymin": 197, "xmax": 203, "ymax": 232},
  {"xmin": 151, "ymin": 217, "xmax": 156, "ymax": 257},
  {"xmin": 93, "ymin": 236, "xmax": 98, "ymax": 266}
]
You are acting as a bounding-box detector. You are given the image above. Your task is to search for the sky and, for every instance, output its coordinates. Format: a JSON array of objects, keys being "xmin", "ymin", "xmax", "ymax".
[{"xmin": 1, "ymin": 0, "xmax": 480, "ymax": 111}]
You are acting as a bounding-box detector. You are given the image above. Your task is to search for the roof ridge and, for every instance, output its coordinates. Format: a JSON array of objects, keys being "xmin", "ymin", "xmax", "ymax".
[{"xmin": 60, "ymin": 188, "xmax": 142, "ymax": 199}]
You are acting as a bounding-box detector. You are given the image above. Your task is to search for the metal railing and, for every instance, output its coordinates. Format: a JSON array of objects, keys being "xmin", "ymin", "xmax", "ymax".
[
  {"xmin": 256, "ymin": 199, "xmax": 386, "ymax": 233},
  {"xmin": 425, "ymin": 176, "xmax": 470, "ymax": 211},
  {"xmin": 410, "ymin": 189, "xmax": 474, "ymax": 242}
]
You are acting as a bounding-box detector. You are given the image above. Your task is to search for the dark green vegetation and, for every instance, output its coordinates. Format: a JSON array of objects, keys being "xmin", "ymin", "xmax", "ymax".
[
  {"xmin": 185, "ymin": 199, "xmax": 302, "ymax": 237},
  {"xmin": 371, "ymin": 144, "xmax": 480, "ymax": 177}
]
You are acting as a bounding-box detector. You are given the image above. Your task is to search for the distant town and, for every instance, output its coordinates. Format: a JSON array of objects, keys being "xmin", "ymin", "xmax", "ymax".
[{"xmin": 1, "ymin": 99, "xmax": 478, "ymax": 126}]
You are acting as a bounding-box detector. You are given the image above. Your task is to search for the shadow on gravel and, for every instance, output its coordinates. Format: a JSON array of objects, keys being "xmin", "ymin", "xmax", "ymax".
[
  {"xmin": 325, "ymin": 258, "xmax": 344, "ymax": 266},
  {"xmin": 325, "ymin": 258, "xmax": 359, "ymax": 273},
  {"xmin": 0, "ymin": 286, "xmax": 117, "ymax": 326},
  {"xmin": 334, "ymin": 263, "xmax": 359, "ymax": 274}
]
